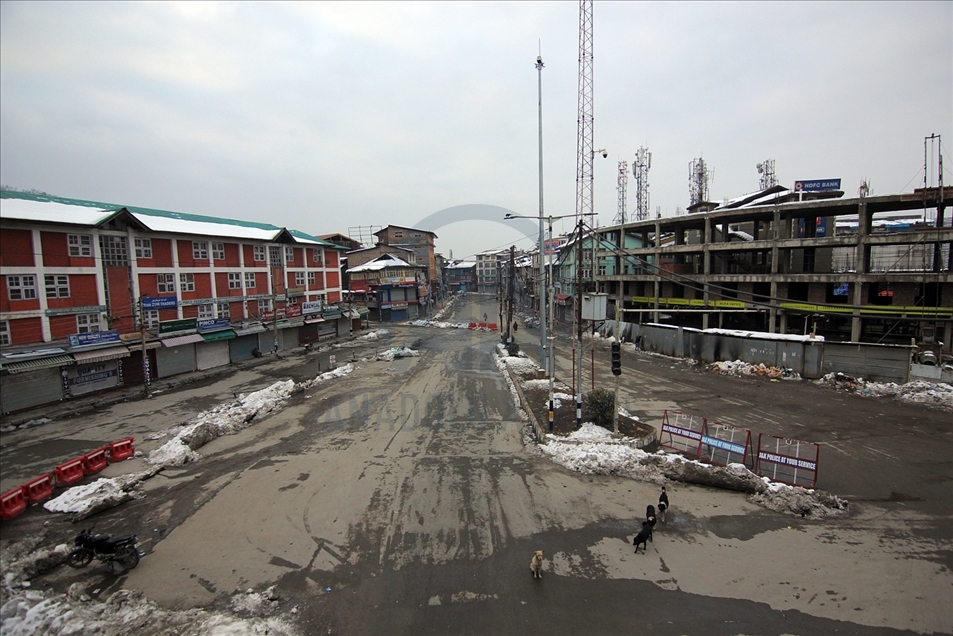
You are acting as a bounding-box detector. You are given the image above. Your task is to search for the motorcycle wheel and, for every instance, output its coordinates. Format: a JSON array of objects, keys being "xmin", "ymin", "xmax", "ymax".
[
  {"xmin": 66, "ymin": 548, "xmax": 94, "ymax": 568},
  {"xmin": 115, "ymin": 545, "xmax": 140, "ymax": 571}
]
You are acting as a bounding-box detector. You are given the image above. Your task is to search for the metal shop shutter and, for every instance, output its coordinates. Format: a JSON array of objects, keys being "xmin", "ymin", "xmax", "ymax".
[
  {"xmin": 155, "ymin": 344, "xmax": 197, "ymax": 378},
  {"xmin": 229, "ymin": 334, "xmax": 259, "ymax": 362},
  {"xmin": 0, "ymin": 368, "xmax": 65, "ymax": 414},
  {"xmin": 196, "ymin": 340, "xmax": 230, "ymax": 370}
]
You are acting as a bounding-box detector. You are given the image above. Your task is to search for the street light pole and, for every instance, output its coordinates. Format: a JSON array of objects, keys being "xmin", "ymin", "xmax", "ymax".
[{"xmin": 536, "ymin": 53, "xmax": 548, "ymax": 376}]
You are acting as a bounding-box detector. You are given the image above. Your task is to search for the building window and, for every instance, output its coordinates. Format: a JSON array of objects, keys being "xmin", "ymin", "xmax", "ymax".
[
  {"xmin": 212, "ymin": 242, "xmax": 225, "ymax": 261},
  {"xmin": 295, "ymin": 272, "xmax": 305, "ymax": 286},
  {"xmin": 76, "ymin": 313, "xmax": 101, "ymax": 333},
  {"xmin": 394, "ymin": 231, "xmax": 403, "ymax": 238},
  {"xmin": 228, "ymin": 272, "xmax": 242, "ymax": 289},
  {"xmin": 258, "ymin": 299, "xmax": 271, "ymax": 313},
  {"xmin": 313, "ymin": 250, "xmax": 323, "ymax": 264},
  {"xmin": 157, "ymin": 273, "xmax": 175, "ymax": 293},
  {"xmin": 285, "ymin": 246, "xmax": 295, "ymax": 262},
  {"xmin": 44, "ymin": 275, "xmax": 70, "ymax": 298},
  {"xmin": 180, "ymin": 273, "xmax": 195, "ymax": 292},
  {"xmin": 135, "ymin": 238, "xmax": 152, "ymax": 258},
  {"xmin": 144, "ymin": 310, "xmax": 160, "ymax": 330},
  {"xmin": 68, "ymin": 234, "xmax": 93, "ymax": 257},
  {"xmin": 254, "ymin": 245, "xmax": 266, "ymax": 262},
  {"xmin": 7, "ymin": 275, "xmax": 37, "ymax": 300},
  {"xmin": 0, "ymin": 321, "xmax": 9, "ymax": 346},
  {"xmin": 307, "ymin": 271, "xmax": 316, "ymax": 285},
  {"xmin": 217, "ymin": 302, "xmax": 230, "ymax": 319},
  {"xmin": 198, "ymin": 304, "xmax": 214, "ymax": 320},
  {"xmin": 269, "ymin": 246, "xmax": 281, "ymax": 265},
  {"xmin": 597, "ymin": 265, "xmax": 607, "ymax": 277},
  {"xmin": 244, "ymin": 272, "xmax": 256, "ymax": 288},
  {"xmin": 100, "ymin": 235, "xmax": 129, "ymax": 266},
  {"xmin": 192, "ymin": 241, "xmax": 208, "ymax": 260},
  {"xmin": 288, "ymin": 296, "xmax": 298, "ymax": 306}
]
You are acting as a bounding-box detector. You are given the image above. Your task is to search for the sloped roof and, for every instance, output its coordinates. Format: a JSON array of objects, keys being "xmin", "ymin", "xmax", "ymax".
[
  {"xmin": 0, "ymin": 190, "xmax": 338, "ymax": 247},
  {"xmin": 347, "ymin": 253, "xmax": 416, "ymax": 273}
]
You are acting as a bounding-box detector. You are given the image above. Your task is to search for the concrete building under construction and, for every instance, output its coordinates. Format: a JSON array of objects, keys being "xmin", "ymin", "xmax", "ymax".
[{"xmin": 592, "ymin": 186, "xmax": 952, "ymax": 355}]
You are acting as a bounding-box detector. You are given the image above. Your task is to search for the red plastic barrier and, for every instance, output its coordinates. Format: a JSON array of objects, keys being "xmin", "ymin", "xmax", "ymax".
[
  {"xmin": 83, "ymin": 447, "xmax": 109, "ymax": 475},
  {"xmin": 478, "ymin": 322, "xmax": 487, "ymax": 329},
  {"xmin": 1, "ymin": 487, "xmax": 27, "ymax": 521},
  {"xmin": 22, "ymin": 474, "xmax": 54, "ymax": 505},
  {"xmin": 488, "ymin": 323, "xmax": 499, "ymax": 331},
  {"xmin": 54, "ymin": 458, "xmax": 85, "ymax": 487},
  {"xmin": 108, "ymin": 437, "xmax": 135, "ymax": 462},
  {"xmin": 468, "ymin": 322, "xmax": 477, "ymax": 329}
]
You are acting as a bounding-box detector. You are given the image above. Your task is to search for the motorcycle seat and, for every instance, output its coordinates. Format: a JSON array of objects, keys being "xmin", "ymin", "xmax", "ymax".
[{"xmin": 100, "ymin": 535, "xmax": 136, "ymax": 549}]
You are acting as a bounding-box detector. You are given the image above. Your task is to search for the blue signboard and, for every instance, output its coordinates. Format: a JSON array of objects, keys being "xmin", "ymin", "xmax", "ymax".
[
  {"xmin": 197, "ymin": 318, "xmax": 230, "ymax": 332},
  {"xmin": 68, "ymin": 330, "xmax": 121, "ymax": 348},
  {"xmin": 701, "ymin": 435, "xmax": 747, "ymax": 456},
  {"xmin": 142, "ymin": 296, "xmax": 178, "ymax": 310},
  {"xmin": 794, "ymin": 179, "xmax": 841, "ymax": 192}
]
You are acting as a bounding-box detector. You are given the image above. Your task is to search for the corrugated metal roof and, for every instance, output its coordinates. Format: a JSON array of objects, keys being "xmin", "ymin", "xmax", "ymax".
[
  {"xmin": 234, "ymin": 325, "xmax": 267, "ymax": 336},
  {"xmin": 161, "ymin": 334, "xmax": 205, "ymax": 347},
  {"xmin": 2, "ymin": 355, "xmax": 75, "ymax": 374},
  {"xmin": 72, "ymin": 345, "xmax": 131, "ymax": 364}
]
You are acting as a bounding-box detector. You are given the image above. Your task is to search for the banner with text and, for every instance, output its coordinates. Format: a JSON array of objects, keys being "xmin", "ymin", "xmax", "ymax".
[{"xmin": 755, "ymin": 434, "xmax": 820, "ymax": 489}]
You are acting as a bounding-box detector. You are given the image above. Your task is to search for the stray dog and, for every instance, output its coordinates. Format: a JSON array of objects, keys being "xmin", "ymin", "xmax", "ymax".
[
  {"xmin": 645, "ymin": 504, "xmax": 657, "ymax": 541},
  {"xmin": 633, "ymin": 522, "xmax": 652, "ymax": 554},
  {"xmin": 530, "ymin": 550, "xmax": 544, "ymax": 579},
  {"xmin": 658, "ymin": 486, "xmax": 669, "ymax": 522}
]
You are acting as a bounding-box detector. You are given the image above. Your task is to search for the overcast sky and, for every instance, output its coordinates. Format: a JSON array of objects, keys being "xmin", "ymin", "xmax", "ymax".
[{"xmin": 2, "ymin": 2, "xmax": 951, "ymax": 260}]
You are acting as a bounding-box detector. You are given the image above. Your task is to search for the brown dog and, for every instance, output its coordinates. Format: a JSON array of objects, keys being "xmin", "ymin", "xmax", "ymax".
[{"xmin": 530, "ymin": 550, "xmax": 544, "ymax": 579}]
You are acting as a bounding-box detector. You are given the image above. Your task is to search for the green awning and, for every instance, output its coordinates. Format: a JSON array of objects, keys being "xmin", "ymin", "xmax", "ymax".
[
  {"xmin": 322, "ymin": 311, "xmax": 343, "ymax": 319},
  {"xmin": 201, "ymin": 329, "xmax": 236, "ymax": 342}
]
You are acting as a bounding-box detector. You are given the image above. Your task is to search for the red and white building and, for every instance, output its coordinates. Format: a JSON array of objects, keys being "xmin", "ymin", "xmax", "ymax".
[{"xmin": 0, "ymin": 190, "xmax": 348, "ymax": 414}]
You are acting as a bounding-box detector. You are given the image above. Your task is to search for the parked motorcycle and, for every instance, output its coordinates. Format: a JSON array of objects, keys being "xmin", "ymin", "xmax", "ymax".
[{"xmin": 66, "ymin": 527, "xmax": 140, "ymax": 572}]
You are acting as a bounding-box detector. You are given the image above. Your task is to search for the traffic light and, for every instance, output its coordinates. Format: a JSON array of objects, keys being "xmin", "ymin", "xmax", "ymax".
[{"xmin": 611, "ymin": 341, "xmax": 621, "ymax": 376}]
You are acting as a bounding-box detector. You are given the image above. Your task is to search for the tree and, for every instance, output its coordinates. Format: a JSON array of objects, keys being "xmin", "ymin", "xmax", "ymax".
[{"xmin": 584, "ymin": 388, "xmax": 615, "ymax": 430}]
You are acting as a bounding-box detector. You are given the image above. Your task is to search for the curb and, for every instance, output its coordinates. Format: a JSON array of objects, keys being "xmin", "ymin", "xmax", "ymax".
[{"xmin": 506, "ymin": 366, "xmax": 547, "ymax": 443}]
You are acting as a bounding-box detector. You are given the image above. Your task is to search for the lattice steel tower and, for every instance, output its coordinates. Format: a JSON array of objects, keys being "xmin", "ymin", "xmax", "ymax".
[
  {"xmin": 614, "ymin": 160, "xmax": 628, "ymax": 225},
  {"xmin": 757, "ymin": 159, "xmax": 777, "ymax": 190},
  {"xmin": 575, "ymin": 0, "xmax": 594, "ymax": 221},
  {"xmin": 689, "ymin": 157, "xmax": 712, "ymax": 206},
  {"xmin": 633, "ymin": 146, "xmax": 651, "ymax": 221}
]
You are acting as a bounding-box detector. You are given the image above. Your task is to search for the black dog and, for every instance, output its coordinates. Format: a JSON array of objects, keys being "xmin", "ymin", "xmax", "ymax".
[
  {"xmin": 645, "ymin": 504, "xmax": 657, "ymax": 541},
  {"xmin": 633, "ymin": 521, "xmax": 652, "ymax": 554},
  {"xmin": 658, "ymin": 487, "xmax": 669, "ymax": 523}
]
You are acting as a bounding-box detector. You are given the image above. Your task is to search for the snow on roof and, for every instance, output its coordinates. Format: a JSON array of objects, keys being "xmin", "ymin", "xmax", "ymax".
[
  {"xmin": 0, "ymin": 190, "xmax": 337, "ymax": 247},
  {"xmin": 348, "ymin": 254, "xmax": 415, "ymax": 272},
  {"xmin": 446, "ymin": 261, "xmax": 476, "ymax": 269},
  {"xmin": 0, "ymin": 196, "xmax": 121, "ymax": 227}
]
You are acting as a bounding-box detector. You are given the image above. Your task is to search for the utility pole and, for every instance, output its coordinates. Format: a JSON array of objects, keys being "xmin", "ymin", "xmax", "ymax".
[
  {"xmin": 139, "ymin": 298, "xmax": 151, "ymax": 397},
  {"xmin": 575, "ymin": 217, "xmax": 585, "ymax": 426},
  {"xmin": 507, "ymin": 245, "xmax": 515, "ymax": 342}
]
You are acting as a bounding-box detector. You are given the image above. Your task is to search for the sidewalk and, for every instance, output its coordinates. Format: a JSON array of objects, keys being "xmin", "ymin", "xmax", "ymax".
[{"xmin": 0, "ymin": 337, "xmax": 359, "ymax": 431}]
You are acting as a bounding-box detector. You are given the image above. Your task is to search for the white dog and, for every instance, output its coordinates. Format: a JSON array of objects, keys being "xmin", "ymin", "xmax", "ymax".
[{"xmin": 530, "ymin": 550, "xmax": 544, "ymax": 579}]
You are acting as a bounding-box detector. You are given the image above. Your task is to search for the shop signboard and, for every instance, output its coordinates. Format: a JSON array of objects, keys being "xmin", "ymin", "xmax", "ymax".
[
  {"xmin": 141, "ymin": 296, "xmax": 178, "ymax": 310},
  {"xmin": 159, "ymin": 318, "xmax": 198, "ymax": 336},
  {"xmin": 68, "ymin": 330, "xmax": 121, "ymax": 348}
]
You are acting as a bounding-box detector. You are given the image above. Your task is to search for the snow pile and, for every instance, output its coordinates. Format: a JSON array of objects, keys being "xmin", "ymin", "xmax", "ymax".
[
  {"xmin": 750, "ymin": 479, "xmax": 850, "ymax": 518},
  {"xmin": 816, "ymin": 374, "xmax": 953, "ymax": 410},
  {"xmin": 0, "ymin": 588, "xmax": 299, "ymax": 636},
  {"xmin": 496, "ymin": 354, "xmax": 538, "ymax": 376},
  {"xmin": 306, "ymin": 363, "xmax": 355, "ymax": 386},
  {"xmin": 357, "ymin": 329, "xmax": 389, "ymax": 341},
  {"xmin": 43, "ymin": 469, "xmax": 160, "ymax": 519},
  {"xmin": 376, "ymin": 347, "xmax": 419, "ymax": 361},
  {"xmin": 1, "ymin": 417, "xmax": 52, "ymax": 433},
  {"xmin": 407, "ymin": 320, "xmax": 469, "ymax": 329},
  {"xmin": 540, "ymin": 424, "xmax": 848, "ymax": 518},
  {"xmin": 492, "ymin": 349, "xmax": 528, "ymax": 423},
  {"xmin": 230, "ymin": 586, "xmax": 279, "ymax": 617},
  {"xmin": 1, "ymin": 535, "xmax": 69, "ymax": 591},
  {"xmin": 710, "ymin": 360, "xmax": 801, "ymax": 380},
  {"xmin": 148, "ymin": 380, "xmax": 295, "ymax": 467},
  {"xmin": 432, "ymin": 296, "xmax": 456, "ymax": 321}
]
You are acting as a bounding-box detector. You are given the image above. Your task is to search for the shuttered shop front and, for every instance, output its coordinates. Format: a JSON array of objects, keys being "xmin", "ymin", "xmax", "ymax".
[{"xmin": 0, "ymin": 367, "xmax": 65, "ymax": 413}]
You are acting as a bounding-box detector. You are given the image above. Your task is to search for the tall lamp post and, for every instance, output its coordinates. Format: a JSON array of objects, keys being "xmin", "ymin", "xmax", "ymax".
[{"xmin": 535, "ymin": 53, "xmax": 548, "ymax": 375}]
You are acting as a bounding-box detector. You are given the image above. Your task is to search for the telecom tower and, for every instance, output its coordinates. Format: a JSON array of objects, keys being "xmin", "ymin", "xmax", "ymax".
[
  {"xmin": 614, "ymin": 160, "xmax": 628, "ymax": 225},
  {"xmin": 757, "ymin": 159, "xmax": 777, "ymax": 190},
  {"xmin": 575, "ymin": 0, "xmax": 594, "ymax": 222},
  {"xmin": 688, "ymin": 157, "xmax": 712, "ymax": 206},
  {"xmin": 633, "ymin": 146, "xmax": 651, "ymax": 221}
]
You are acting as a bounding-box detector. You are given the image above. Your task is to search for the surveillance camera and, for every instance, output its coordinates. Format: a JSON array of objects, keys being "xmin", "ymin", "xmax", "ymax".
[{"xmin": 602, "ymin": 151, "xmax": 608, "ymax": 158}]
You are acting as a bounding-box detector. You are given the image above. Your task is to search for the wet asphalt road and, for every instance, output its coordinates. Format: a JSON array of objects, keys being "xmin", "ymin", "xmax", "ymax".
[{"xmin": 1, "ymin": 293, "xmax": 951, "ymax": 635}]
